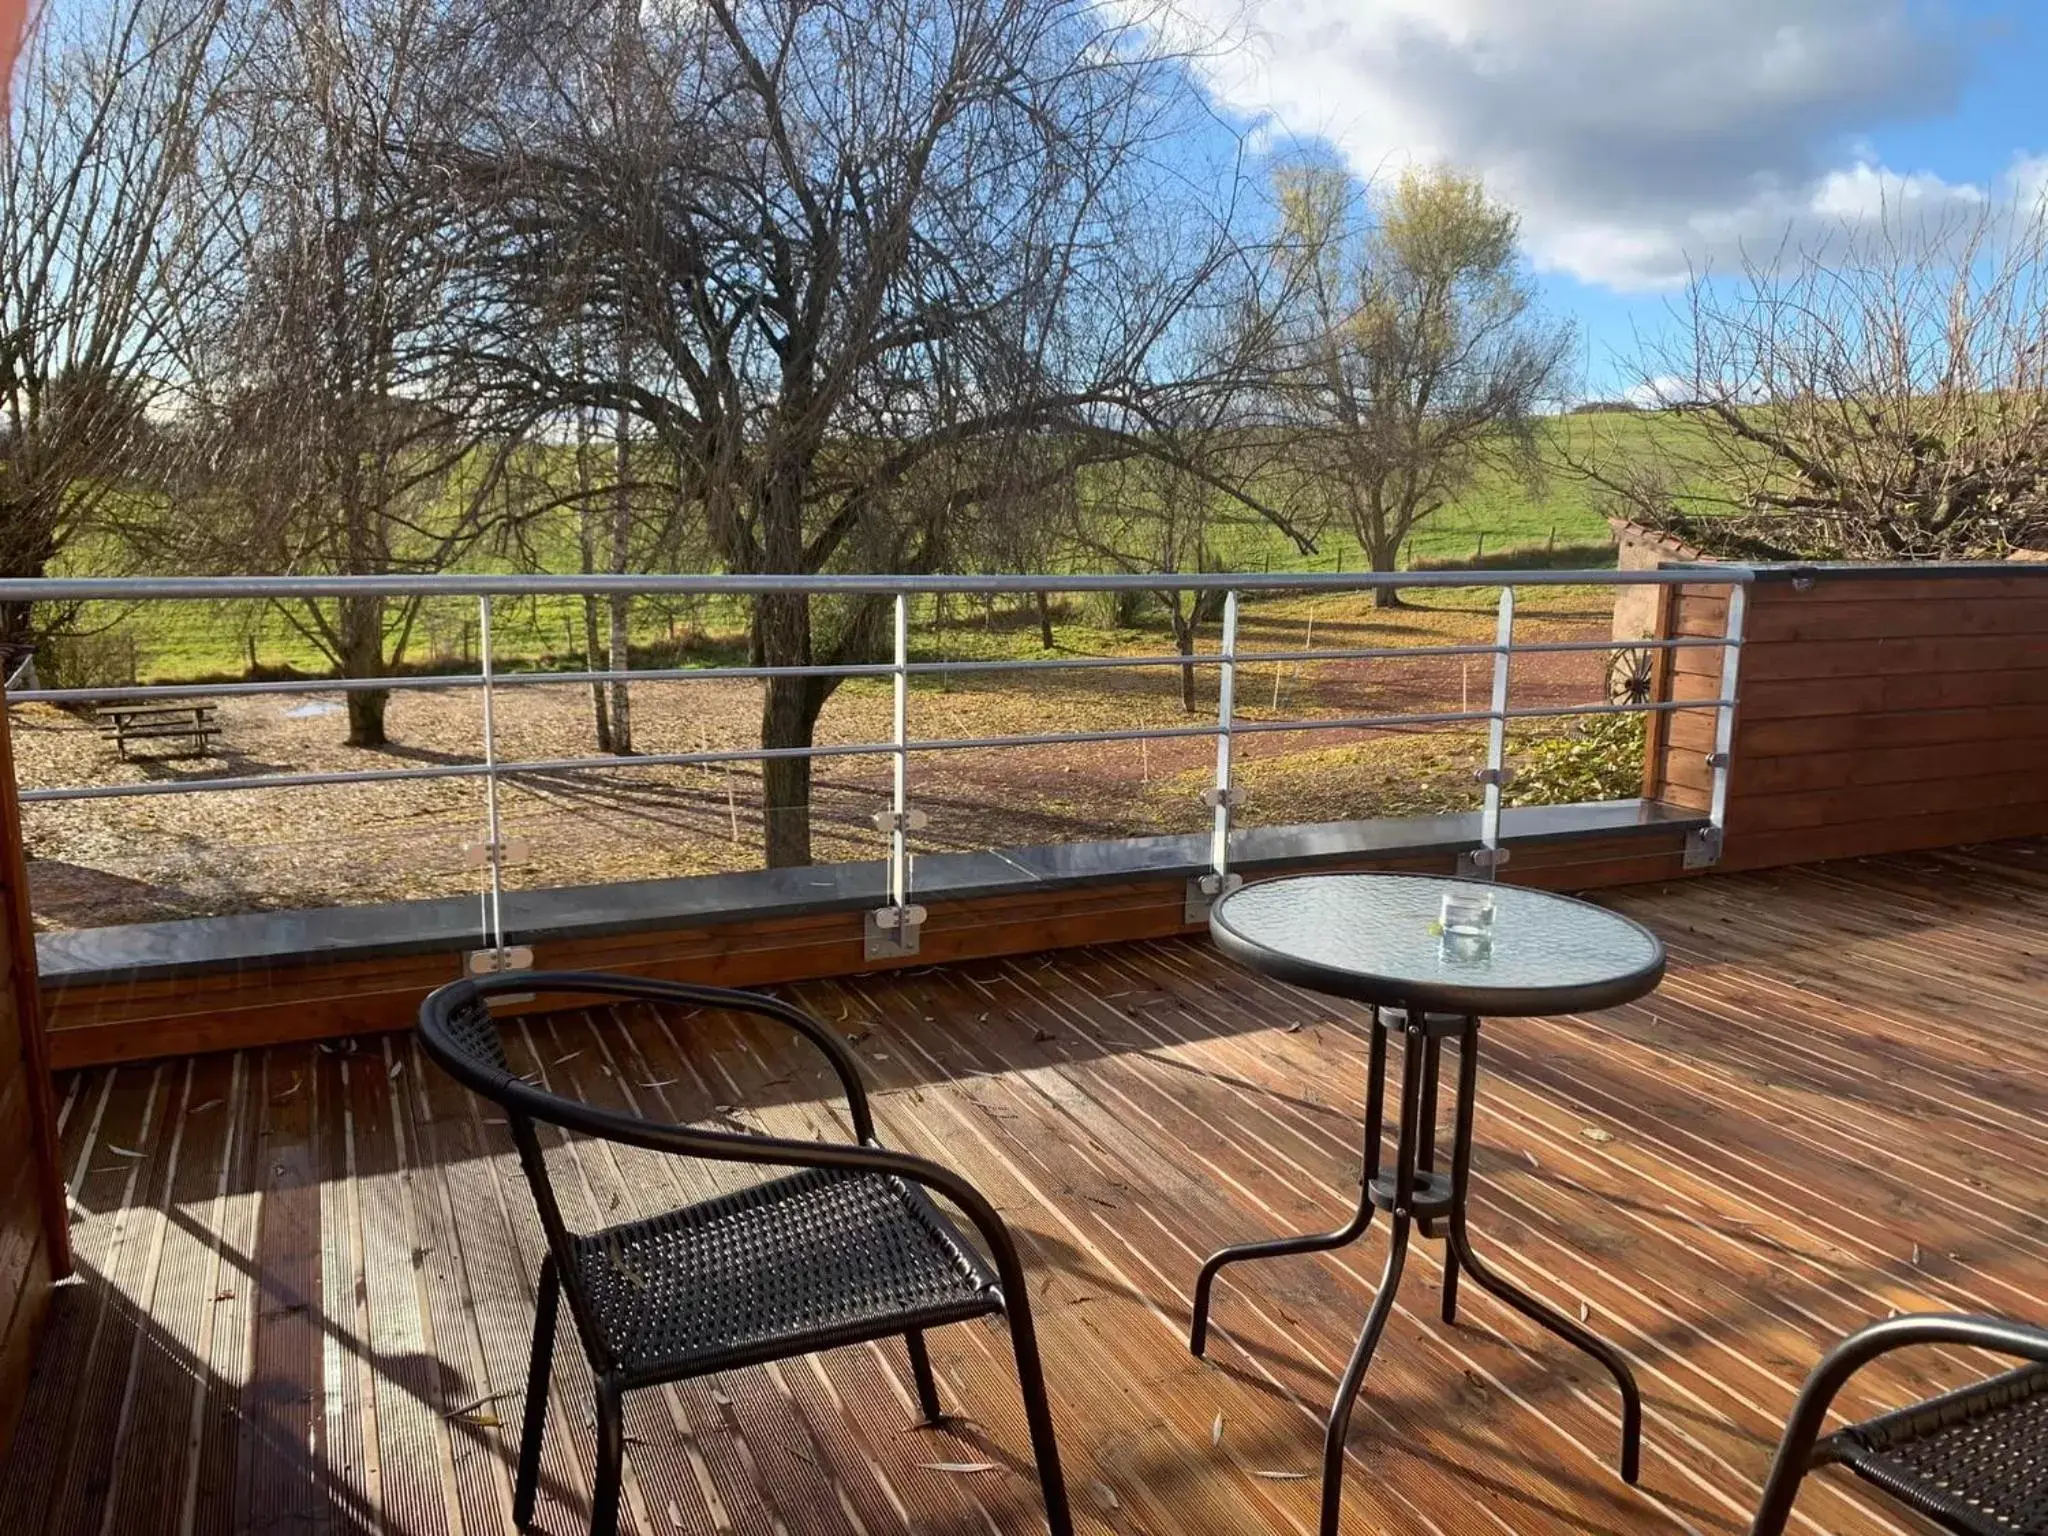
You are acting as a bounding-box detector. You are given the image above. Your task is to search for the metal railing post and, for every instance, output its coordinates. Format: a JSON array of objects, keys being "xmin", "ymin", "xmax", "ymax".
[
  {"xmin": 1189, "ymin": 589, "xmax": 1243, "ymax": 921},
  {"xmin": 1461, "ymin": 587, "xmax": 1516, "ymax": 880},
  {"xmin": 867, "ymin": 592, "xmax": 927, "ymax": 957},
  {"xmin": 1687, "ymin": 582, "xmax": 1747, "ymax": 869},
  {"xmin": 466, "ymin": 597, "xmax": 531, "ymax": 977}
]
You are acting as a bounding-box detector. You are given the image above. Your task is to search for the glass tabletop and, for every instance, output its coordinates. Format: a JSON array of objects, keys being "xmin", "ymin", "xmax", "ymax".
[{"xmin": 1209, "ymin": 872, "xmax": 1664, "ymax": 1015}]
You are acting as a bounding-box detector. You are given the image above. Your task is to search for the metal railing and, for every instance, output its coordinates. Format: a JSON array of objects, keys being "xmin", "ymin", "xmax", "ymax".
[{"xmin": 0, "ymin": 567, "xmax": 1751, "ymax": 960}]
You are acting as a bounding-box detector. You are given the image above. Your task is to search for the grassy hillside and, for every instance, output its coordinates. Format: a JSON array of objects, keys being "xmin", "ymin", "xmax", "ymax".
[{"xmin": 51, "ymin": 409, "xmax": 1683, "ymax": 684}]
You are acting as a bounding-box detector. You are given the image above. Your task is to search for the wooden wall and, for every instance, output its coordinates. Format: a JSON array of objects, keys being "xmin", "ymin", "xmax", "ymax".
[
  {"xmin": 41, "ymin": 817, "xmax": 1696, "ymax": 1069},
  {"xmin": 0, "ymin": 687, "xmax": 70, "ymax": 1462},
  {"xmin": 1654, "ymin": 569, "xmax": 2048, "ymax": 869}
]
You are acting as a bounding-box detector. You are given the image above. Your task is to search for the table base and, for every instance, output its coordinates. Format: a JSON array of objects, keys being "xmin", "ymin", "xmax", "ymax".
[{"xmin": 1188, "ymin": 1005, "xmax": 1642, "ymax": 1536}]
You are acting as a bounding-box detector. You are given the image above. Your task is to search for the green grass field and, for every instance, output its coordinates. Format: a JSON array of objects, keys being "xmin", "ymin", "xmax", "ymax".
[{"xmin": 54, "ymin": 410, "xmax": 1674, "ymax": 685}]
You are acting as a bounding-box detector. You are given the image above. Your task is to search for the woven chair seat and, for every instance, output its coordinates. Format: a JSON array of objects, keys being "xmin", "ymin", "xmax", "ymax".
[
  {"xmin": 1831, "ymin": 1364, "xmax": 2048, "ymax": 1535},
  {"xmin": 570, "ymin": 1165, "xmax": 1003, "ymax": 1384}
]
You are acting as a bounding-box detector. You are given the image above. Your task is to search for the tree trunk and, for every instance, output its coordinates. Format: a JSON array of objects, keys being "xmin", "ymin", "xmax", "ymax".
[
  {"xmin": 339, "ymin": 594, "xmax": 389, "ymax": 747},
  {"xmin": 755, "ymin": 589, "xmax": 820, "ymax": 867},
  {"xmin": 1036, "ymin": 590, "xmax": 1054, "ymax": 649},
  {"xmin": 1169, "ymin": 598, "xmax": 1198, "ymax": 713},
  {"xmin": 1366, "ymin": 536, "xmax": 1406, "ymax": 608},
  {"xmin": 583, "ymin": 596, "xmax": 612, "ymax": 752},
  {"xmin": 608, "ymin": 353, "xmax": 634, "ymax": 753},
  {"xmin": 575, "ymin": 391, "xmax": 612, "ymax": 752}
]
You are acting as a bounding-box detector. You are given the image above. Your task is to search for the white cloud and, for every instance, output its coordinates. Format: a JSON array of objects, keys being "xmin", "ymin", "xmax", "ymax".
[
  {"xmin": 1622, "ymin": 375, "xmax": 1688, "ymax": 410},
  {"xmin": 1160, "ymin": 0, "xmax": 2015, "ymax": 291}
]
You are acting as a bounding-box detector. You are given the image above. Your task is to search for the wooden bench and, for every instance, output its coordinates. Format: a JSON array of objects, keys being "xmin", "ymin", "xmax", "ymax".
[{"xmin": 95, "ymin": 703, "xmax": 222, "ymax": 760}]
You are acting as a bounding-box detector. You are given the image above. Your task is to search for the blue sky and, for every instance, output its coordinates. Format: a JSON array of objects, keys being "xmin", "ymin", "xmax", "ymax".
[{"xmin": 1162, "ymin": 0, "xmax": 2046, "ymax": 398}]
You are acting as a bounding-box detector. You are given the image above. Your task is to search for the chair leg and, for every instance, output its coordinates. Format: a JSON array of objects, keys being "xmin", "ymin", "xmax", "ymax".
[
  {"xmin": 591, "ymin": 1376, "xmax": 625, "ymax": 1536},
  {"xmin": 905, "ymin": 1330, "xmax": 945, "ymax": 1425},
  {"xmin": 1002, "ymin": 1304, "xmax": 1074, "ymax": 1536},
  {"xmin": 514, "ymin": 1256, "xmax": 559, "ymax": 1530}
]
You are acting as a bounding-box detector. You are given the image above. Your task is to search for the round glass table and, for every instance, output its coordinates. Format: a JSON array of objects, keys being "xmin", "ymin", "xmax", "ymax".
[{"xmin": 1193, "ymin": 872, "xmax": 1665, "ymax": 1536}]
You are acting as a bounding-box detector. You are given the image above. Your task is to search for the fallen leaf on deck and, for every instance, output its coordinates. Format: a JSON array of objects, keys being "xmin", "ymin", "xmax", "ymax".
[{"xmin": 921, "ymin": 1462, "xmax": 998, "ymax": 1475}]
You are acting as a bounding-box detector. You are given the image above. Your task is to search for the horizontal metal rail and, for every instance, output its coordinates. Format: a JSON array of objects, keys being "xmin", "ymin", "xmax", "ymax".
[
  {"xmin": 0, "ymin": 567, "xmax": 1754, "ymax": 602},
  {"xmin": 3, "ymin": 565, "xmax": 1752, "ymax": 948},
  {"xmin": 9, "ymin": 634, "xmax": 1729, "ymax": 708},
  {"xmin": 15, "ymin": 695, "xmax": 1736, "ymax": 804}
]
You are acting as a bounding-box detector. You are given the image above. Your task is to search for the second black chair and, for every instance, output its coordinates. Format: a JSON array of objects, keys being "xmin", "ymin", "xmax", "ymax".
[{"xmin": 418, "ymin": 970, "xmax": 1073, "ymax": 1536}]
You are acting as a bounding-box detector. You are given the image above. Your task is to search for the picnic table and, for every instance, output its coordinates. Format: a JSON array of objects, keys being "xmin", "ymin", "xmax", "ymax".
[{"xmin": 96, "ymin": 702, "xmax": 222, "ymax": 760}]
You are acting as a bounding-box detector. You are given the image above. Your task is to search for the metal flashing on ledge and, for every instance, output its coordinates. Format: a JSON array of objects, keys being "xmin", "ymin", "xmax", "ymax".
[{"xmin": 36, "ymin": 799, "xmax": 1708, "ymax": 990}]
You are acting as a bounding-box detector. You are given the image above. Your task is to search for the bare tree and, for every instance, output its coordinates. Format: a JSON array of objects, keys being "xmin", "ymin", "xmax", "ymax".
[
  {"xmin": 171, "ymin": 0, "xmax": 530, "ymax": 746},
  {"xmin": 1574, "ymin": 198, "xmax": 2048, "ymax": 559},
  {"xmin": 0, "ymin": 0, "xmax": 239, "ymax": 653},
  {"xmin": 1256, "ymin": 163, "xmax": 1571, "ymax": 604},
  {"xmin": 451, "ymin": 0, "xmax": 1286, "ymax": 865}
]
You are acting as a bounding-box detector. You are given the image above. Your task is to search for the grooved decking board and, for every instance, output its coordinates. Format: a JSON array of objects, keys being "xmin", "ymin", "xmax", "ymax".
[{"xmin": 9, "ymin": 844, "xmax": 2046, "ymax": 1533}]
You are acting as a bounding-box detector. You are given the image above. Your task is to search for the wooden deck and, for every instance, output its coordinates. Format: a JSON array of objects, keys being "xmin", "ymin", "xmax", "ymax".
[{"xmin": 5, "ymin": 842, "xmax": 2047, "ymax": 1535}]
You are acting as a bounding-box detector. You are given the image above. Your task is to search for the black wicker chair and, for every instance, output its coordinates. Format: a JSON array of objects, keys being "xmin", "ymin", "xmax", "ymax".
[
  {"xmin": 418, "ymin": 971, "xmax": 1073, "ymax": 1536},
  {"xmin": 1749, "ymin": 1313, "xmax": 2048, "ymax": 1536}
]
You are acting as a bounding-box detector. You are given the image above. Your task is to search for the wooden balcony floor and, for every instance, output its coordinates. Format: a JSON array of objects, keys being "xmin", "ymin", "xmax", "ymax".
[{"xmin": 5, "ymin": 842, "xmax": 2047, "ymax": 1535}]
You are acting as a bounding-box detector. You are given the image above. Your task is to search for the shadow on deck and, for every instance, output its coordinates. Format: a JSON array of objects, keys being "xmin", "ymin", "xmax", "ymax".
[{"xmin": 6, "ymin": 841, "xmax": 2046, "ymax": 1534}]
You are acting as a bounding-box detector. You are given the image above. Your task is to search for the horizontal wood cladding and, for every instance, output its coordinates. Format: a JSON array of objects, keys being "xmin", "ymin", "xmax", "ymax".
[
  {"xmin": 1667, "ymin": 703, "xmax": 2048, "ymax": 757},
  {"xmin": 1677, "ymin": 634, "xmax": 2048, "ymax": 682},
  {"xmin": 40, "ymin": 824, "xmax": 1694, "ymax": 1068},
  {"xmin": 1744, "ymin": 594, "xmax": 2048, "ymax": 642},
  {"xmin": 1665, "ymin": 734, "xmax": 2048, "ymax": 797},
  {"xmin": 1654, "ymin": 569, "xmax": 2048, "ymax": 869}
]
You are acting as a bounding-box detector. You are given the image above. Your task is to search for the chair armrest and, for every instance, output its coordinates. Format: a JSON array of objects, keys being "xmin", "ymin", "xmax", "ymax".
[
  {"xmin": 466, "ymin": 969, "xmax": 880, "ymax": 1141},
  {"xmin": 1749, "ymin": 1314, "xmax": 2048, "ymax": 1536}
]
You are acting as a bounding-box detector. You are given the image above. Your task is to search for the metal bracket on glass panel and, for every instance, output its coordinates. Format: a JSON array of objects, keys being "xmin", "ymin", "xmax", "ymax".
[
  {"xmin": 1471, "ymin": 767, "xmax": 1516, "ymax": 789},
  {"xmin": 1184, "ymin": 872, "xmax": 1244, "ymax": 923},
  {"xmin": 1456, "ymin": 846, "xmax": 1512, "ymax": 878},
  {"xmin": 869, "ymin": 808, "xmax": 930, "ymax": 834},
  {"xmin": 1199, "ymin": 786, "xmax": 1244, "ymax": 810},
  {"xmin": 1684, "ymin": 825, "xmax": 1724, "ymax": 870},
  {"xmin": 865, "ymin": 903, "xmax": 928, "ymax": 959}
]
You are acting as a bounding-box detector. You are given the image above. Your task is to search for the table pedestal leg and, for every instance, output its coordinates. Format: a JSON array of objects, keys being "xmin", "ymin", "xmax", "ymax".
[
  {"xmin": 1442, "ymin": 1014, "xmax": 1642, "ymax": 1484},
  {"xmin": 1189, "ymin": 1004, "xmax": 1643, "ymax": 1533},
  {"xmin": 1189, "ymin": 1022, "xmax": 1387, "ymax": 1357}
]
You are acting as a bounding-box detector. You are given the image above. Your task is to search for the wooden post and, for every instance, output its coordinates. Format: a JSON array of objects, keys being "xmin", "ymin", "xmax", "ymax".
[{"xmin": 1638, "ymin": 581, "xmax": 1677, "ymax": 802}]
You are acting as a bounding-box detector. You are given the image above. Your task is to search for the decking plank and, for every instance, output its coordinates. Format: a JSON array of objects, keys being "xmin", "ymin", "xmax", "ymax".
[{"xmin": 14, "ymin": 845, "xmax": 2048, "ymax": 1533}]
